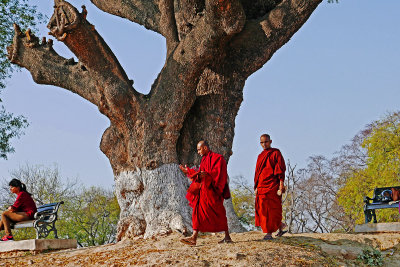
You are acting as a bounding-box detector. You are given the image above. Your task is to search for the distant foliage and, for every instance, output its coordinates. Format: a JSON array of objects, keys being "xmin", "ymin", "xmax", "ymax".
[
  {"xmin": 0, "ymin": 0, "xmax": 44, "ymax": 88},
  {"xmin": 231, "ymin": 176, "xmax": 255, "ymax": 229},
  {"xmin": 59, "ymin": 186, "xmax": 120, "ymax": 247},
  {"xmin": 0, "ymin": 106, "xmax": 28, "ymax": 159},
  {"xmin": 337, "ymin": 112, "xmax": 400, "ymax": 225},
  {"xmin": 283, "ymin": 159, "xmax": 353, "ymax": 234},
  {"xmin": 0, "ymin": 164, "xmax": 119, "ymax": 246},
  {"xmin": 0, "ymin": 0, "xmax": 44, "ymax": 159}
]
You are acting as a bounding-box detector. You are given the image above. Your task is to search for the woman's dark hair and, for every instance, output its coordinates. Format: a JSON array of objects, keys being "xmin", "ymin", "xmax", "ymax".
[{"xmin": 9, "ymin": 179, "xmax": 31, "ymax": 195}]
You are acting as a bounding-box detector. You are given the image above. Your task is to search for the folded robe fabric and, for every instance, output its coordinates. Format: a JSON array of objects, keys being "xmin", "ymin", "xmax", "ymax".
[
  {"xmin": 186, "ymin": 151, "xmax": 229, "ymax": 232},
  {"xmin": 254, "ymin": 148, "xmax": 286, "ymax": 233}
]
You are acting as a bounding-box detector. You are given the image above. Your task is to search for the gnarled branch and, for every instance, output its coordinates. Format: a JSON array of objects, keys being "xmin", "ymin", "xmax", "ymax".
[
  {"xmin": 148, "ymin": 0, "xmax": 246, "ymax": 116},
  {"xmin": 90, "ymin": 0, "xmax": 161, "ymax": 33},
  {"xmin": 228, "ymin": 0, "xmax": 323, "ymax": 77},
  {"xmin": 7, "ymin": 22, "xmax": 138, "ymax": 126},
  {"xmin": 48, "ymin": 0, "xmax": 131, "ymax": 85},
  {"xmin": 7, "ymin": 24, "xmax": 101, "ymax": 107},
  {"xmin": 159, "ymin": 0, "xmax": 179, "ymax": 56}
]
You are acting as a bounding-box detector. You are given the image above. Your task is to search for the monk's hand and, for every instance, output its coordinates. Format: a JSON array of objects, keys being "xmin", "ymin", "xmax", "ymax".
[
  {"xmin": 198, "ymin": 171, "xmax": 207, "ymax": 179},
  {"xmin": 279, "ymin": 185, "xmax": 286, "ymax": 194},
  {"xmin": 254, "ymin": 188, "xmax": 258, "ymax": 195},
  {"xmin": 179, "ymin": 164, "xmax": 188, "ymax": 174}
]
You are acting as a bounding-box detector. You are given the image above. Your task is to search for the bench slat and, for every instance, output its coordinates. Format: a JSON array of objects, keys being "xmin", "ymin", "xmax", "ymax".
[
  {"xmin": 365, "ymin": 202, "xmax": 399, "ymax": 210},
  {"xmin": 37, "ymin": 206, "xmax": 57, "ymax": 214},
  {"xmin": 12, "ymin": 220, "xmax": 35, "ymax": 229}
]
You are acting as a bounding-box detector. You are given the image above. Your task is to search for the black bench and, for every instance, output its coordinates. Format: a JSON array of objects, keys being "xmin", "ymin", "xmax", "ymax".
[
  {"xmin": 11, "ymin": 201, "xmax": 64, "ymax": 239},
  {"xmin": 364, "ymin": 187, "xmax": 400, "ymax": 223}
]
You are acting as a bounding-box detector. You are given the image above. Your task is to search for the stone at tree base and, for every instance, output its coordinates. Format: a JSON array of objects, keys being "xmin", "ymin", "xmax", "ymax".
[{"xmin": 0, "ymin": 239, "xmax": 77, "ymax": 253}]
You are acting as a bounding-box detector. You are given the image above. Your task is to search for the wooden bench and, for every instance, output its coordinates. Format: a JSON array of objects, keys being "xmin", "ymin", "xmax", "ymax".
[
  {"xmin": 364, "ymin": 187, "xmax": 400, "ymax": 223},
  {"xmin": 11, "ymin": 202, "xmax": 64, "ymax": 239}
]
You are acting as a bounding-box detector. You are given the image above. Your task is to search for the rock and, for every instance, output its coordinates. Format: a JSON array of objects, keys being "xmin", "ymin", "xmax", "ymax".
[{"xmin": 236, "ymin": 253, "xmax": 246, "ymax": 260}]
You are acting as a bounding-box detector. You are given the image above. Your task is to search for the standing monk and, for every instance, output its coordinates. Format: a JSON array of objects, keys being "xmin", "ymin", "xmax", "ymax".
[
  {"xmin": 179, "ymin": 140, "xmax": 232, "ymax": 246},
  {"xmin": 254, "ymin": 134, "xmax": 287, "ymax": 240}
]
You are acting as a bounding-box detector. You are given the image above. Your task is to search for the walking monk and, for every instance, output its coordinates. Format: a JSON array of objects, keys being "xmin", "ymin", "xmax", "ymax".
[
  {"xmin": 179, "ymin": 140, "xmax": 232, "ymax": 246},
  {"xmin": 254, "ymin": 134, "xmax": 287, "ymax": 240}
]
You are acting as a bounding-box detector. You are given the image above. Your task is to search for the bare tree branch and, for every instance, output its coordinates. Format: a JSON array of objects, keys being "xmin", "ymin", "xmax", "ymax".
[
  {"xmin": 48, "ymin": 1, "xmax": 131, "ymax": 85},
  {"xmin": 228, "ymin": 0, "xmax": 323, "ymax": 77},
  {"xmin": 7, "ymin": 24, "xmax": 102, "ymax": 107},
  {"xmin": 90, "ymin": 0, "xmax": 161, "ymax": 34},
  {"xmin": 138, "ymin": 0, "xmax": 246, "ymax": 163},
  {"xmin": 159, "ymin": 0, "xmax": 179, "ymax": 56}
]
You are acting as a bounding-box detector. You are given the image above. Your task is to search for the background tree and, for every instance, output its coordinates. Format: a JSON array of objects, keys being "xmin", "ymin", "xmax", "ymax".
[
  {"xmin": 7, "ymin": 0, "xmax": 324, "ymax": 239},
  {"xmin": 230, "ymin": 175, "xmax": 255, "ymax": 229},
  {"xmin": 0, "ymin": 0, "xmax": 44, "ymax": 159},
  {"xmin": 59, "ymin": 186, "xmax": 120, "ymax": 247},
  {"xmin": 337, "ymin": 111, "xmax": 400, "ymax": 225},
  {"xmin": 0, "ymin": 164, "xmax": 119, "ymax": 246}
]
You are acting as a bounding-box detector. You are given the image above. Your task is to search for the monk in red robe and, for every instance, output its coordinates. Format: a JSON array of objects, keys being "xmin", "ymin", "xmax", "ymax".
[
  {"xmin": 179, "ymin": 140, "xmax": 232, "ymax": 246},
  {"xmin": 254, "ymin": 134, "xmax": 287, "ymax": 240}
]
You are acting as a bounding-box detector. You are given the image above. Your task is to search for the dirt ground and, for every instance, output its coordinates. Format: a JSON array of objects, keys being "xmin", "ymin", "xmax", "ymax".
[{"xmin": 0, "ymin": 231, "xmax": 399, "ymax": 266}]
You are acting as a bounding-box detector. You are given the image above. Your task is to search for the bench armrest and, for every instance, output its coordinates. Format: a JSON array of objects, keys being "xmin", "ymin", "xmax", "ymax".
[
  {"xmin": 364, "ymin": 196, "xmax": 373, "ymax": 204},
  {"xmin": 34, "ymin": 201, "xmax": 64, "ymax": 220}
]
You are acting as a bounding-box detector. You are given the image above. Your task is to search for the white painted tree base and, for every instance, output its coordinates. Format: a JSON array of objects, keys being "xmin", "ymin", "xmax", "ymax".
[{"xmin": 115, "ymin": 164, "xmax": 245, "ymax": 240}]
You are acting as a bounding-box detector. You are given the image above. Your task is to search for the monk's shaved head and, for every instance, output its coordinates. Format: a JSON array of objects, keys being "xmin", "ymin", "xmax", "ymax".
[
  {"xmin": 260, "ymin": 134, "xmax": 271, "ymax": 140},
  {"xmin": 197, "ymin": 140, "xmax": 209, "ymax": 148},
  {"xmin": 260, "ymin": 134, "xmax": 272, "ymax": 150},
  {"xmin": 197, "ymin": 140, "xmax": 210, "ymax": 156}
]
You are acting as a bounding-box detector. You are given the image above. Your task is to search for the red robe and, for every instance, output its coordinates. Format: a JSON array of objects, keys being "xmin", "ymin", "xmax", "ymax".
[
  {"xmin": 186, "ymin": 151, "xmax": 229, "ymax": 232},
  {"xmin": 254, "ymin": 148, "xmax": 286, "ymax": 233}
]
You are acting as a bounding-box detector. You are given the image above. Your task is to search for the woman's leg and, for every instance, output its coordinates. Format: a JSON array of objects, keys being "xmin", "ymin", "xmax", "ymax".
[
  {"xmin": 0, "ymin": 216, "xmax": 4, "ymax": 231},
  {"xmin": 2, "ymin": 210, "xmax": 30, "ymax": 236}
]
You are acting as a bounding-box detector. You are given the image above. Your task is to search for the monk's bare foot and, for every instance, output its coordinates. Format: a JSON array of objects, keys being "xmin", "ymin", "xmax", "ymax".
[
  {"xmin": 180, "ymin": 237, "xmax": 196, "ymax": 246},
  {"xmin": 218, "ymin": 238, "xmax": 233, "ymax": 244}
]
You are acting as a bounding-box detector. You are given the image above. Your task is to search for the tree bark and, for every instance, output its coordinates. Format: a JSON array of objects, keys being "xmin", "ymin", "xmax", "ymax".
[{"xmin": 8, "ymin": 0, "xmax": 322, "ymax": 240}]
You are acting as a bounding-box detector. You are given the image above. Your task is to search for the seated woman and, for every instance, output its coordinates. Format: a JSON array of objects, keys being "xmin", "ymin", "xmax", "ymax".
[{"xmin": 0, "ymin": 179, "xmax": 37, "ymax": 241}]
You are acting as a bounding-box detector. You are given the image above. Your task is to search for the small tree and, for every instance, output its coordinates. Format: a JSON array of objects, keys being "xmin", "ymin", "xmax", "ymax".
[{"xmin": 59, "ymin": 186, "xmax": 120, "ymax": 247}]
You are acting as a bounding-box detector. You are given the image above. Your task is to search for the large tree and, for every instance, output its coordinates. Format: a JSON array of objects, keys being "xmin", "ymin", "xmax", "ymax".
[{"xmin": 7, "ymin": 0, "xmax": 322, "ymax": 240}]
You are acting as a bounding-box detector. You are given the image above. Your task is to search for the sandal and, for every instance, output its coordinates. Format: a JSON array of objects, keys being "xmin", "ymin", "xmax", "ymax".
[
  {"xmin": 263, "ymin": 235, "xmax": 273, "ymax": 240},
  {"xmin": 218, "ymin": 238, "xmax": 233, "ymax": 244},
  {"xmin": 180, "ymin": 238, "xmax": 196, "ymax": 246},
  {"xmin": 276, "ymin": 230, "xmax": 288, "ymax": 237}
]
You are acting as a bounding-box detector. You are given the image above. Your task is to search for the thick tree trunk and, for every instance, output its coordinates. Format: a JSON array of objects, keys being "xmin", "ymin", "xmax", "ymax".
[{"xmin": 7, "ymin": 0, "xmax": 323, "ymax": 240}]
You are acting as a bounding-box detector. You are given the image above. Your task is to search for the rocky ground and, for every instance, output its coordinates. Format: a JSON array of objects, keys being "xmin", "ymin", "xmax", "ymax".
[{"xmin": 0, "ymin": 231, "xmax": 399, "ymax": 266}]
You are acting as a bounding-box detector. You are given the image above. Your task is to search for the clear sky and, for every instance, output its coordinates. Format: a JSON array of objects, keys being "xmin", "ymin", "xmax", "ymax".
[{"xmin": 1, "ymin": 0, "xmax": 399, "ymax": 188}]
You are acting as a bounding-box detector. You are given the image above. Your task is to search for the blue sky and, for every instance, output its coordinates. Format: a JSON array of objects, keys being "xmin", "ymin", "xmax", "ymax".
[{"xmin": 1, "ymin": 0, "xmax": 399, "ymax": 187}]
